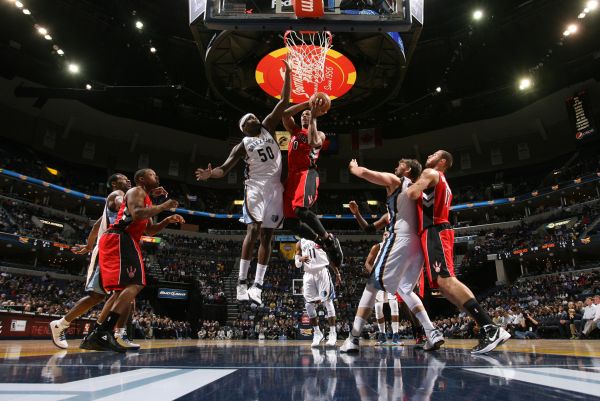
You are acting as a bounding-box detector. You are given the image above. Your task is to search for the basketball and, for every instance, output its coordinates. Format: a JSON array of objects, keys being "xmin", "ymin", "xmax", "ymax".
[{"xmin": 309, "ymin": 92, "xmax": 331, "ymax": 114}]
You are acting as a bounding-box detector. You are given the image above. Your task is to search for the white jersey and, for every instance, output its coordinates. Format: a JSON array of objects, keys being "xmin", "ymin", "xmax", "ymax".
[
  {"xmin": 385, "ymin": 177, "xmax": 418, "ymax": 237},
  {"xmin": 300, "ymin": 239, "xmax": 329, "ymax": 273},
  {"xmin": 96, "ymin": 199, "xmax": 119, "ymax": 246},
  {"xmin": 242, "ymin": 127, "xmax": 282, "ymax": 183}
]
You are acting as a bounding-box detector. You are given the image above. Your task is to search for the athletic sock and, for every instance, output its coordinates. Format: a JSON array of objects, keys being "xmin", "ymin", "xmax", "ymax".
[
  {"xmin": 238, "ymin": 259, "xmax": 251, "ymax": 281},
  {"xmin": 351, "ymin": 316, "xmax": 366, "ymax": 338},
  {"xmin": 415, "ymin": 310, "xmax": 435, "ymax": 332},
  {"xmin": 254, "ymin": 264, "xmax": 267, "ymax": 286},
  {"xmin": 392, "ymin": 322, "xmax": 399, "ymax": 334},
  {"xmin": 463, "ymin": 298, "xmax": 493, "ymax": 327},
  {"xmin": 377, "ymin": 322, "xmax": 386, "ymax": 333}
]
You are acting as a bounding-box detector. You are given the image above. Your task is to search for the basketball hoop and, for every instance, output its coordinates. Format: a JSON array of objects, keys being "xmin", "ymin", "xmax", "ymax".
[{"xmin": 284, "ymin": 30, "xmax": 333, "ymax": 97}]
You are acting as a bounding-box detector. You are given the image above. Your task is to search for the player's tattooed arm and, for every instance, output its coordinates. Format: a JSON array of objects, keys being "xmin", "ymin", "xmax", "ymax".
[
  {"xmin": 195, "ymin": 143, "xmax": 246, "ymax": 180},
  {"xmin": 406, "ymin": 168, "xmax": 439, "ymax": 200},
  {"xmin": 263, "ymin": 59, "xmax": 292, "ymax": 134}
]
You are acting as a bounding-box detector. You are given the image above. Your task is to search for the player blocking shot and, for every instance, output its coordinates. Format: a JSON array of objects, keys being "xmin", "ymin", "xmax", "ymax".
[
  {"xmin": 196, "ymin": 60, "xmax": 292, "ymax": 306},
  {"xmin": 282, "ymin": 93, "xmax": 344, "ymax": 268},
  {"xmin": 296, "ymin": 238, "xmax": 341, "ymax": 347}
]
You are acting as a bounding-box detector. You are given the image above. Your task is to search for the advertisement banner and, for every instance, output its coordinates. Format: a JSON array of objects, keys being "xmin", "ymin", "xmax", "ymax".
[
  {"xmin": 157, "ymin": 288, "xmax": 189, "ymax": 300},
  {"xmin": 279, "ymin": 242, "xmax": 297, "ymax": 261},
  {"xmin": 566, "ymin": 91, "xmax": 596, "ymax": 142}
]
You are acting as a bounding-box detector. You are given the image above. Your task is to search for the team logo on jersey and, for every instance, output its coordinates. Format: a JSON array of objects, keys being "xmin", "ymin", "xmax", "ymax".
[
  {"xmin": 433, "ymin": 261, "xmax": 442, "ymax": 273},
  {"xmin": 321, "ymin": 290, "xmax": 328, "ymax": 298},
  {"xmin": 127, "ymin": 266, "xmax": 137, "ymax": 278},
  {"xmin": 271, "ymin": 214, "xmax": 279, "ymax": 222}
]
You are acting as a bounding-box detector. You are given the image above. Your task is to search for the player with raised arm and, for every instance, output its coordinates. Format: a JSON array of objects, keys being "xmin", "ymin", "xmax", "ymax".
[
  {"xmin": 340, "ymin": 159, "xmax": 444, "ymax": 353},
  {"xmin": 87, "ymin": 169, "xmax": 185, "ymax": 352},
  {"xmin": 348, "ymin": 201, "xmax": 428, "ymax": 346},
  {"xmin": 50, "ymin": 174, "xmax": 130, "ymax": 349},
  {"xmin": 406, "ymin": 150, "xmax": 510, "ymax": 354},
  {"xmin": 281, "ymin": 97, "xmax": 343, "ymax": 268},
  {"xmin": 195, "ymin": 60, "xmax": 292, "ymax": 306},
  {"xmin": 296, "ymin": 239, "xmax": 341, "ymax": 347}
]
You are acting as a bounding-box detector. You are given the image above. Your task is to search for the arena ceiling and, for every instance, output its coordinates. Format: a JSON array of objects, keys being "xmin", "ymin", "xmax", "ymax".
[{"xmin": 1, "ymin": 0, "xmax": 599, "ymax": 138}]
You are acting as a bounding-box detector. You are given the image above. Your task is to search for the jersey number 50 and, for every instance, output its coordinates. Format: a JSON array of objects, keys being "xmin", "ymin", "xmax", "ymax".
[{"xmin": 258, "ymin": 147, "xmax": 275, "ymax": 162}]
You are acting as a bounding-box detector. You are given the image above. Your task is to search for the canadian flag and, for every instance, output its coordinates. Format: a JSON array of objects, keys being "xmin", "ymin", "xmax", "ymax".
[{"xmin": 352, "ymin": 128, "xmax": 383, "ymax": 150}]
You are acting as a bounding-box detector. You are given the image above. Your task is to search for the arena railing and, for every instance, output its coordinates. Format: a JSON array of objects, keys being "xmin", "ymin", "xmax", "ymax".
[{"xmin": 1, "ymin": 168, "xmax": 599, "ymax": 219}]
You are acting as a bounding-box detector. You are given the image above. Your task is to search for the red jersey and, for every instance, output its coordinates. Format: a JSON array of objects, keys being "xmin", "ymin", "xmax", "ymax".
[
  {"xmin": 287, "ymin": 127, "xmax": 320, "ymax": 173},
  {"xmin": 417, "ymin": 171, "xmax": 452, "ymax": 233},
  {"xmin": 110, "ymin": 190, "xmax": 153, "ymax": 243}
]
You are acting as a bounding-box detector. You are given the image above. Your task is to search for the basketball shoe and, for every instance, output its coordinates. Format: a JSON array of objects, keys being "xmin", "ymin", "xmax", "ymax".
[
  {"xmin": 115, "ymin": 329, "xmax": 141, "ymax": 350},
  {"xmin": 236, "ymin": 280, "xmax": 249, "ymax": 302},
  {"xmin": 49, "ymin": 319, "xmax": 69, "ymax": 349},
  {"xmin": 247, "ymin": 283, "xmax": 263, "ymax": 306},
  {"xmin": 471, "ymin": 324, "xmax": 511, "ymax": 354},
  {"xmin": 423, "ymin": 329, "xmax": 445, "ymax": 352}
]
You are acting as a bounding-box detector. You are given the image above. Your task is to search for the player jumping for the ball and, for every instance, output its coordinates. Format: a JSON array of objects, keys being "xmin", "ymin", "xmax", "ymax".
[
  {"xmin": 281, "ymin": 95, "xmax": 343, "ymax": 268},
  {"xmin": 195, "ymin": 60, "xmax": 292, "ymax": 306}
]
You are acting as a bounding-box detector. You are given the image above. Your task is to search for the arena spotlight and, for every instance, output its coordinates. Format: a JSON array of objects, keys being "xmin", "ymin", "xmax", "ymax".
[
  {"xmin": 36, "ymin": 26, "xmax": 48, "ymax": 35},
  {"xmin": 85, "ymin": 84, "xmax": 92, "ymax": 90},
  {"xmin": 135, "ymin": 20, "xmax": 144, "ymax": 30},
  {"xmin": 15, "ymin": 1, "xmax": 23, "ymax": 8},
  {"xmin": 44, "ymin": 34, "xmax": 52, "ymax": 40},
  {"xmin": 579, "ymin": 12, "xmax": 587, "ymax": 18},
  {"xmin": 67, "ymin": 63, "xmax": 80, "ymax": 74},
  {"xmin": 22, "ymin": 8, "xmax": 30, "ymax": 14},
  {"xmin": 150, "ymin": 47, "xmax": 157, "ymax": 53},
  {"xmin": 472, "ymin": 9, "xmax": 484, "ymax": 20},
  {"xmin": 435, "ymin": 86, "xmax": 442, "ymax": 93},
  {"xmin": 56, "ymin": 49, "xmax": 64, "ymax": 56},
  {"xmin": 587, "ymin": 0, "xmax": 598, "ymax": 11},
  {"xmin": 519, "ymin": 77, "xmax": 532, "ymax": 91},
  {"xmin": 567, "ymin": 24, "xmax": 578, "ymax": 34}
]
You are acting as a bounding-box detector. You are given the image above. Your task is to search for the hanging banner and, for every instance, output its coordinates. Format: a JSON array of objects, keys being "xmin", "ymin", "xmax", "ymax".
[{"xmin": 566, "ymin": 91, "xmax": 596, "ymax": 142}]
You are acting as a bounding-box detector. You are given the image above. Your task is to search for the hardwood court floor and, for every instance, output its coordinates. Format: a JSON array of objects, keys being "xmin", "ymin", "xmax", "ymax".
[{"xmin": 1, "ymin": 339, "xmax": 599, "ymax": 400}]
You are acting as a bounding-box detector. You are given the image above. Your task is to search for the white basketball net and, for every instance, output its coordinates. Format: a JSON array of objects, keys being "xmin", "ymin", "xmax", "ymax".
[{"xmin": 284, "ymin": 31, "xmax": 333, "ymax": 95}]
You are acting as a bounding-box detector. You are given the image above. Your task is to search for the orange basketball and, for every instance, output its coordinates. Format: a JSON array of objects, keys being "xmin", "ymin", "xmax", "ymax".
[{"xmin": 309, "ymin": 92, "xmax": 331, "ymax": 114}]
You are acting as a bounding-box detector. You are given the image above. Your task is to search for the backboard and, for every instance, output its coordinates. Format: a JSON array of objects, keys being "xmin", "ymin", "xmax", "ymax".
[{"xmin": 190, "ymin": 0, "xmax": 422, "ymax": 32}]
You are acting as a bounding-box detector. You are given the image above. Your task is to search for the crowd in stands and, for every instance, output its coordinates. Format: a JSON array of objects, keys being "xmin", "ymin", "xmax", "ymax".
[{"xmin": 131, "ymin": 309, "xmax": 192, "ymax": 340}]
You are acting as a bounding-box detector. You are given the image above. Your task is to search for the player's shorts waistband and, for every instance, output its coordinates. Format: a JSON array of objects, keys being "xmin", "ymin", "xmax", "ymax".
[{"xmin": 420, "ymin": 222, "xmax": 452, "ymax": 234}]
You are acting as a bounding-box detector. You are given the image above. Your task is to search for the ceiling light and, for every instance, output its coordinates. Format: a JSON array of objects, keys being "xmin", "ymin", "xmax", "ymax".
[
  {"xmin": 15, "ymin": 1, "xmax": 23, "ymax": 8},
  {"xmin": 22, "ymin": 8, "xmax": 30, "ymax": 14},
  {"xmin": 37, "ymin": 27, "xmax": 48, "ymax": 35},
  {"xmin": 56, "ymin": 49, "xmax": 64, "ymax": 56},
  {"xmin": 435, "ymin": 87, "xmax": 442, "ymax": 93},
  {"xmin": 518, "ymin": 77, "xmax": 532, "ymax": 91},
  {"xmin": 578, "ymin": 12, "xmax": 587, "ymax": 18},
  {"xmin": 587, "ymin": 0, "xmax": 598, "ymax": 11},
  {"xmin": 567, "ymin": 24, "xmax": 578, "ymax": 34},
  {"xmin": 67, "ymin": 63, "xmax": 80, "ymax": 74},
  {"xmin": 472, "ymin": 9, "xmax": 483, "ymax": 20},
  {"xmin": 85, "ymin": 84, "xmax": 92, "ymax": 90},
  {"xmin": 150, "ymin": 47, "xmax": 156, "ymax": 53},
  {"xmin": 563, "ymin": 30, "xmax": 571, "ymax": 37},
  {"xmin": 135, "ymin": 20, "xmax": 144, "ymax": 29},
  {"xmin": 44, "ymin": 34, "xmax": 52, "ymax": 40}
]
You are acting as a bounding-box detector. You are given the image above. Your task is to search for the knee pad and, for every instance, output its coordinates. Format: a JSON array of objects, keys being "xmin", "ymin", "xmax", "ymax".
[
  {"xmin": 324, "ymin": 299, "xmax": 336, "ymax": 318},
  {"xmin": 388, "ymin": 299, "xmax": 399, "ymax": 316},
  {"xmin": 358, "ymin": 283, "xmax": 378, "ymax": 309},
  {"xmin": 399, "ymin": 292, "xmax": 423, "ymax": 312},
  {"xmin": 374, "ymin": 302, "xmax": 384, "ymax": 320},
  {"xmin": 305, "ymin": 302, "xmax": 317, "ymax": 319}
]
